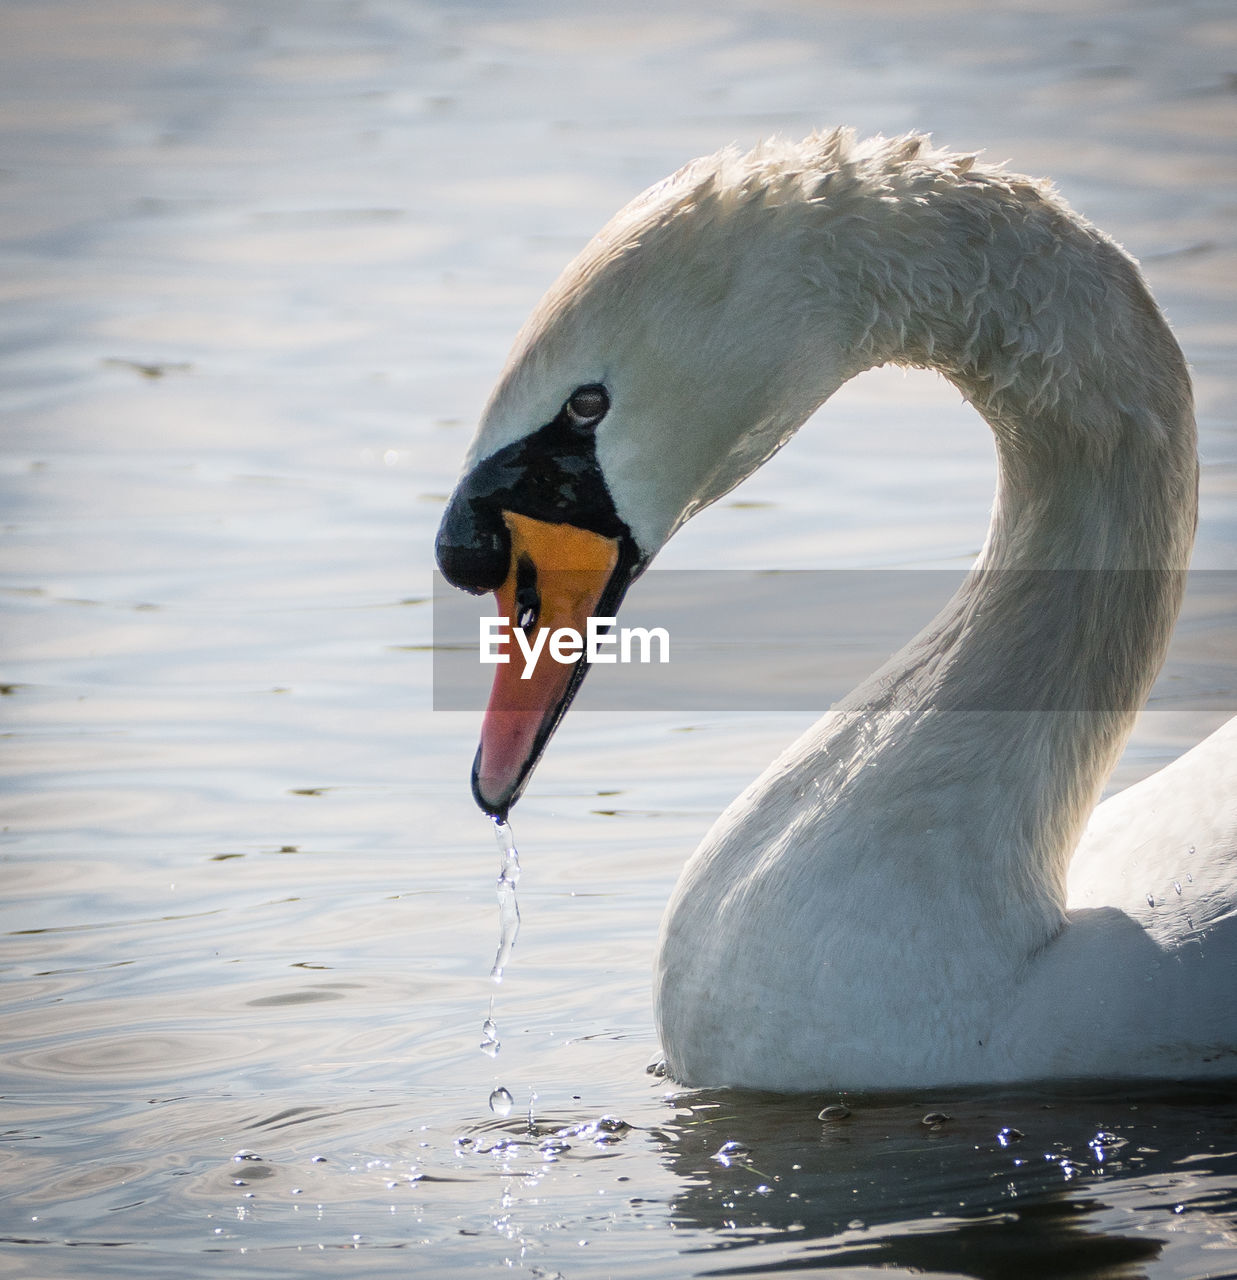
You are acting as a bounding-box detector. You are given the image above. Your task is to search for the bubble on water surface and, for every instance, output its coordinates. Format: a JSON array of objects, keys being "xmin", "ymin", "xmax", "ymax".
[
  {"xmin": 712, "ymin": 1140, "xmax": 751, "ymax": 1166},
  {"xmin": 1089, "ymin": 1130, "xmax": 1128, "ymax": 1162}
]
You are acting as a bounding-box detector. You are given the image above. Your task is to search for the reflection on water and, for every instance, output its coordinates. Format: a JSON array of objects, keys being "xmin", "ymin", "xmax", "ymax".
[
  {"xmin": 653, "ymin": 1085, "xmax": 1237, "ymax": 1277},
  {"xmin": 2, "ymin": 0, "xmax": 1235, "ymax": 1276}
]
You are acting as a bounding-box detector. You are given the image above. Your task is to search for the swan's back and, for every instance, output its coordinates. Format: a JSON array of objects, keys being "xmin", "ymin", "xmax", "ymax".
[
  {"xmin": 1069, "ymin": 717, "xmax": 1237, "ymax": 939},
  {"xmin": 986, "ymin": 718, "xmax": 1237, "ymax": 1080}
]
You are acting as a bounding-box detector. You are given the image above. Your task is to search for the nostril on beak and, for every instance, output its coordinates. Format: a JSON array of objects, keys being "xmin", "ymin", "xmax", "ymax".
[{"xmin": 513, "ymin": 554, "xmax": 540, "ymax": 633}]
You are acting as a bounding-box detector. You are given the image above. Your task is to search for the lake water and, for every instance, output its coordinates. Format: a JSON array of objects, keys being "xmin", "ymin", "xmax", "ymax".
[{"xmin": 2, "ymin": 1, "xmax": 1235, "ymax": 1276}]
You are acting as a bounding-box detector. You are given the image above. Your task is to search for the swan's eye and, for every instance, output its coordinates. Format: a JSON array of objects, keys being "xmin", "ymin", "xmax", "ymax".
[
  {"xmin": 514, "ymin": 553, "xmax": 540, "ymax": 635},
  {"xmin": 564, "ymin": 384, "xmax": 609, "ymax": 427}
]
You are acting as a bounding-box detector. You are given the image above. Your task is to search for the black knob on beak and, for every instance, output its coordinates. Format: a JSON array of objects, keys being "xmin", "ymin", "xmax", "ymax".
[{"xmin": 435, "ymin": 490, "xmax": 511, "ymax": 594}]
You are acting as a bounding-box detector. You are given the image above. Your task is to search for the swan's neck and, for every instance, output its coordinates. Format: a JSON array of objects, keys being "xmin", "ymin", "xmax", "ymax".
[{"xmin": 830, "ymin": 186, "xmax": 1198, "ymax": 944}]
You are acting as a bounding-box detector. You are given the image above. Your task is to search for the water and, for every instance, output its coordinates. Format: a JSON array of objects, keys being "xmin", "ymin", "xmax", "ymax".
[
  {"xmin": 479, "ymin": 1007, "xmax": 501, "ymax": 1058},
  {"xmin": 489, "ymin": 820, "xmax": 522, "ymax": 983},
  {"xmin": 484, "ymin": 821, "xmax": 522, "ymax": 1113},
  {"xmin": 487, "ymin": 1086, "xmax": 515, "ymax": 1118},
  {"xmin": 2, "ymin": 1, "xmax": 1236, "ymax": 1276}
]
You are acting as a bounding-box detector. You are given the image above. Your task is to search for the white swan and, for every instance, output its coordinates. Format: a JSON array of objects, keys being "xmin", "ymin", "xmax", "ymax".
[{"xmin": 436, "ymin": 131, "xmax": 1237, "ymax": 1090}]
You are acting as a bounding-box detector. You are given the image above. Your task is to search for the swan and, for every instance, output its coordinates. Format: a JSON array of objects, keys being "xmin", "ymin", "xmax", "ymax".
[{"xmin": 435, "ymin": 130, "xmax": 1237, "ymax": 1091}]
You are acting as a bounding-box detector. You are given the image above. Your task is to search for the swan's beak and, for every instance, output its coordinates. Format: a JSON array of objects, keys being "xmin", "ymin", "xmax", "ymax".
[{"xmin": 472, "ymin": 511, "xmax": 622, "ymax": 819}]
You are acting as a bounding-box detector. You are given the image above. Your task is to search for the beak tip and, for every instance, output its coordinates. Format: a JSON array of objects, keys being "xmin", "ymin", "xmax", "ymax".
[{"xmin": 471, "ymin": 747, "xmax": 513, "ymax": 822}]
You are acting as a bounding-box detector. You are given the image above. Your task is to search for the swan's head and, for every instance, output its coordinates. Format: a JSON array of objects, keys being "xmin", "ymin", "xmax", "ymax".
[{"xmin": 437, "ymin": 136, "xmax": 878, "ymax": 815}]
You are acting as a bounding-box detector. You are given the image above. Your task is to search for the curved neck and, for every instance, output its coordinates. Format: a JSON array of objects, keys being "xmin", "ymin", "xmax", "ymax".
[{"xmin": 826, "ymin": 176, "xmax": 1198, "ymax": 939}]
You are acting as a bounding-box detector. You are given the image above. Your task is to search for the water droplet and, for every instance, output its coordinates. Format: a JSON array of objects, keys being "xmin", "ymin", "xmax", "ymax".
[
  {"xmin": 818, "ymin": 1104, "xmax": 851, "ymax": 1121},
  {"xmin": 232, "ymin": 1150, "xmax": 262, "ymax": 1163},
  {"xmin": 479, "ymin": 1002, "xmax": 501, "ymax": 1058},
  {"xmin": 526, "ymin": 1090, "xmax": 539, "ymax": 1131},
  {"xmin": 1187, "ymin": 845, "xmax": 1195, "ymax": 856},
  {"xmin": 489, "ymin": 1087, "xmax": 514, "ymax": 1117},
  {"xmin": 1173, "ymin": 881, "xmax": 1182, "ymax": 895},
  {"xmin": 997, "ymin": 1126, "xmax": 1025, "ymax": 1146},
  {"xmin": 1146, "ymin": 893, "xmax": 1155, "ymax": 908}
]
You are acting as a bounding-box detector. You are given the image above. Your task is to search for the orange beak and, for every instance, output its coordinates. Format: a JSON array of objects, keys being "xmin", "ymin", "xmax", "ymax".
[{"xmin": 472, "ymin": 511, "xmax": 621, "ymax": 817}]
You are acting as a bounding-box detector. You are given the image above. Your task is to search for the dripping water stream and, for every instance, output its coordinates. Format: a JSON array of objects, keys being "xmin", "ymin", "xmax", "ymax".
[
  {"xmin": 484, "ymin": 819, "xmax": 531, "ymax": 1119},
  {"xmin": 490, "ymin": 818, "xmax": 521, "ymax": 983}
]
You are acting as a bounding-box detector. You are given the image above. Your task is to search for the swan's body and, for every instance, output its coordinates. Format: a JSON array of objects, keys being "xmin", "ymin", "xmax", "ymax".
[{"xmin": 437, "ymin": 131, "xmax": 1237, "ymax": 1090}]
